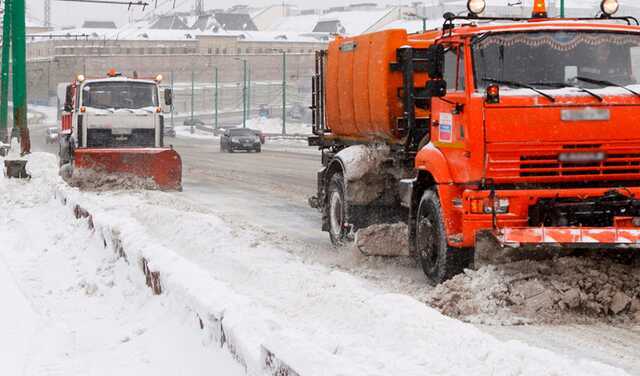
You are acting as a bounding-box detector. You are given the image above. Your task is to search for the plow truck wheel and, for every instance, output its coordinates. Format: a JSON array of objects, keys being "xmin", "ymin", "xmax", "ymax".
[
  {"xmin": 416, "ymin": 190, "xmax": 473, "ymax": 284},
  {"xmin": 327, "ymin": 172, "xmax": 350, "ymax": 246}
]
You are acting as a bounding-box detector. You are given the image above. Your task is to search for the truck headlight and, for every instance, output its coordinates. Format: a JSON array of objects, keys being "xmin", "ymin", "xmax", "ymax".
[
  {"xmin": 467, "ymin": 0, "xmax": 486, "ymax": 15},
  {"xmin": 470, "ymin": 198, "xmax": 510, "ymax": 214},
  {"xmin": 601, "ymin": 0, "xmax": 619, "ymax": 16}
]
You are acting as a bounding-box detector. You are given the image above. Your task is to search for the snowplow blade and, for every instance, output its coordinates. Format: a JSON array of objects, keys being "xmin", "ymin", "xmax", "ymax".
[
  {"xmin": 495, "ymin": 227, "xmax": 640, "ymax": 248},
  {"xmin": 74, "ymin": 148, "xmax": 182, "ymax": 191}
]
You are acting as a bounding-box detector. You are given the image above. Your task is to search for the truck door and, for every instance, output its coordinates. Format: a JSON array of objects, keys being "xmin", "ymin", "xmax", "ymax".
[{"xmin": 430, "ymin": 44, "xmax": 471, "ymax": 182}]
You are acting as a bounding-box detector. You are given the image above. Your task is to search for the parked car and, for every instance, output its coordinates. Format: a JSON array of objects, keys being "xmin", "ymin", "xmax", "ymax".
[
  {"xmin": 220, "ymin": 128, "xmax": 261, "ymax": 153},
  {"xmin": 164, "ymin": 125, "xmax": 176, "ymax": 138},
  {"xmin": 45, "ymin": 127, "xmax": 59, "ymax": 144}
]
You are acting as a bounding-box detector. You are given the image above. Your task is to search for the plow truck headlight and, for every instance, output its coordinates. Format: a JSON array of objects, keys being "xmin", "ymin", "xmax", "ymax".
[
  {"xmin": 601, "ymin": 0, "xmax": 619, "ymax": 16},
  {"xmin": 470, "ymin": 198, "xmax": 510, "ymax": 214},
  {"xmin": 467, "ymin": 0, "xmax": 486, "ymax": 15}
]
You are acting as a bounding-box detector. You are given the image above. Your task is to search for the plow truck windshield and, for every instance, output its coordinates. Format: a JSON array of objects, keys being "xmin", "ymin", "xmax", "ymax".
[
  {"xmin": 473, "ymin": 31, "xmax": 640, "ymax": 90},
  {"xmin": 81, "ymin": 81, "xmax": 158, "ymax": 110}
]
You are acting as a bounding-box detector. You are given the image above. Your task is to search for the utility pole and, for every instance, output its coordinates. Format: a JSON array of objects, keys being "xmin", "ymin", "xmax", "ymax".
[
  {"xmin": 281, "ymin": 50, "xmax": 286, "ymax": 135},
  {"xmin": 0, "ymin": 0, "xmax": 12, "ymax": 143},
  {"xmin": 242, "ymin": 59, "xmax": 247, "ymax": 128},
  {"xmin": 170, "ymin": 71, "xmax": 174, "ymax": 128},
  {"xmin": 560, "ymin": 0, "xmax": 565, "ymax": 18},
  {"xmin": 214, "ymin": 66, "xmax": 218, "ymax": 130},
  {"xmin": 190, "ymin": 69, "xmax": 195, "ymax": 134}
]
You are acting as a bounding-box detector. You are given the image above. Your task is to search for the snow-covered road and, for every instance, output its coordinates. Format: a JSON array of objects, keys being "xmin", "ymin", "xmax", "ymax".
[{"xmin": 15, "ymin": 115, "xmax": 640, "ymax": 374}]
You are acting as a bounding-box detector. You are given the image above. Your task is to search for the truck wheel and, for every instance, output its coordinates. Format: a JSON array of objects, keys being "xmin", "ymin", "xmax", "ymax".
[
  {"xmin": 327, "ymin": 172, "xmax": 349, "ymax": 246},
  {"xmin": 416, "ymin": 190, "xmax": 473, "ymax": 284}
]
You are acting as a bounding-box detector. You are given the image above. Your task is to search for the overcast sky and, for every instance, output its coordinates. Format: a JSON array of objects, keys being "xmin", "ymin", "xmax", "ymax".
[
  {"xmin": 25, "ymin": 0, "xmax": 637, "ymax": 29},
  {"xmin": 26, "ymin": 0, "xmax": 394, "ymax": 28}
]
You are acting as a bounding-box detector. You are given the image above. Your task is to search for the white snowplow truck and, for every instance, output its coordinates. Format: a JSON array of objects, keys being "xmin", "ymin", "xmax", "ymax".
[{"xmin": 59, "ymin": 71, "xmax": 182, "ymax": 190}]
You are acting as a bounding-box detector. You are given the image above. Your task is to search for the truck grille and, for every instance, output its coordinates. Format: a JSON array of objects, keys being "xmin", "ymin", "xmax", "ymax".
[
  {"xmin": 487, "ymin": 143, "xmax": 640, "ymax": 183},
  {"xmin": 87, "ymin": 129, "xmax": 155, "ymax": 148}
]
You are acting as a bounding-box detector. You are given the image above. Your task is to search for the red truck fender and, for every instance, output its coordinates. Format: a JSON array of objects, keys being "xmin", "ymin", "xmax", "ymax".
[{"xmin": 414, "ymin": 143, "xmax": 453, "ymax": 184}]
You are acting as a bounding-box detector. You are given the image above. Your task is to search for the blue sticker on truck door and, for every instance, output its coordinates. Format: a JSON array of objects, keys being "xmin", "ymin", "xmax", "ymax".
[{"xmin": 439, "ymin": 113, "xmax": 453, "ymax": 143}]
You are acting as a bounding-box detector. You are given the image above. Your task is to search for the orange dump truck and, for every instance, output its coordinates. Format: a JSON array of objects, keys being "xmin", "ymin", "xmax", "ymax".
[{"xmin": 309, "ymin": 0, "xmax": 640, "ymax": 283}]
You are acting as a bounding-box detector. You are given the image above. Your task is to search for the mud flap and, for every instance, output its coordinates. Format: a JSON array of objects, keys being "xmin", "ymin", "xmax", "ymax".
[{"xmin": 73, "ymin": 147, "xmax": 182, "ymax": 191}]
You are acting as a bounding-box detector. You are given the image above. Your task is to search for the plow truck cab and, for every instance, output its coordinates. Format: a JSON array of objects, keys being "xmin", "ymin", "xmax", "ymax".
[
  {"xmin": 59, "ymin": 70, "xmax": 182, "ymax": 190},
  {"xmin": 309, "ymin": 0, "xmax": 640, "ymax": 283}
]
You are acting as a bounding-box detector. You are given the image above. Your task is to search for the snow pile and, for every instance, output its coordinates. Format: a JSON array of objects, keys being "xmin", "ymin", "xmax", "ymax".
[
  {"xmin": 174, "ymin": 125, "xmax": 219, "ymax": 140},
  {"xmin": 426, "ymin": 256, "xmax": 640, "ymax": 325},
  {"xmin": 65, "ymin": 168, "xmax": 161, "ymax": 191},
  {"xmin": 244, "ymin": 117, "xmax": 312, "ymax": 135},
  {"xmin": 355, "ymin": 223, "xmax": 410, "ymax": 257}
]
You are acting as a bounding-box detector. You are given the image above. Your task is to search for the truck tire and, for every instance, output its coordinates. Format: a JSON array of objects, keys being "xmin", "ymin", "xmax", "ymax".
[
  {"xmin": 416, "ymin": 190, "xmax": 473, "ymax": 284},
  {"xmin": 326, "ymin": 172, "xmax": 349, "ymax": 246}
]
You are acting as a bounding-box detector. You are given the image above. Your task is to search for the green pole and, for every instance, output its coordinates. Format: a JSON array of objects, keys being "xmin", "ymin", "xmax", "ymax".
[
  {"xmin": 0, "ymin": 0, "xmax": 12, "ymax": 143},
  {"xmin": 242, "ymin": 59, "xmax": 247, "ymax": 128},
  {"xmin": 560, "ymin": 0, "xmax": 565, "ymax": 18},
  {"xmin": 190, "ymin": 69, "xmax": 195, "ymax": 133},
  {"xmin": 12, "ymin": 0, "xmax": 29, "ymax": 154},
  {"xmin": 170, "ymin": 71, "xmax": 174, "ymax": 128},
  {"xmin": 281, "ymin": 51, "xmax": 286, "ymax": 135},
  {"xmin": 247, "ymin": 66, "xmax": 251, "ymax": 121},
  {"xmin": 214, "ymin": 66, "xmax": 218, "ymax": 130}
]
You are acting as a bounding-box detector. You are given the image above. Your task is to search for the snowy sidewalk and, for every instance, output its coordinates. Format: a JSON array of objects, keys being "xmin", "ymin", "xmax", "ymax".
[{"xmin": 0, "ymin": 155, "xmax": 243, "ymax": 376}]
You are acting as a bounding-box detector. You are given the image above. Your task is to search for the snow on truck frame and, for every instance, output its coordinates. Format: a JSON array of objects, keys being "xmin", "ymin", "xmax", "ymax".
[
  {"xmin": 59, "ymin": 70, "xmax": 182, "ymax": 190},
  {"xmin": 309, "ymin": 0, "xmax": 640, "ymax": 283}
]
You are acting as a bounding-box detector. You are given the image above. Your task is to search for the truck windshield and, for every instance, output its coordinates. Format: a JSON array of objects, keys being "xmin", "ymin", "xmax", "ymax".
[
  {"xmin": 473, "ymin": 31, "xmax": 640, "ymax": 90},
  {"xmin": 81, "ymin": 81, "xmax": 158, "ymax": 110}
]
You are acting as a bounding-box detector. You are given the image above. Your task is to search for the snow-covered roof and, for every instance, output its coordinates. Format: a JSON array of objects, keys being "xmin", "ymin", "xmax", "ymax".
[{"xmin": 270, "ymin": 8, "xmax": 396, "ymax": 35}]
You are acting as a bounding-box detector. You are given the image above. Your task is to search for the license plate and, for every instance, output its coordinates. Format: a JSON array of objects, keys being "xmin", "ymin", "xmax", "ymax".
[{"xmin": 559, "ymin": 152, "xmax": 606, "ymax": 163}]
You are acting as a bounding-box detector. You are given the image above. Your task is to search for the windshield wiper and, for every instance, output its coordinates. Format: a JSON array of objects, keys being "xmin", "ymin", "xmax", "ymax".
[
  {"xmin": 575, "ymin": 76, "xmax": 640, "ymax": 98},
  {"xmin": 530, "ymin": 81, "xmax": 603, "ymax": 102},
  {"xmin": 481, "ymin": 77, "xmax": 556, "ymax": 102}
]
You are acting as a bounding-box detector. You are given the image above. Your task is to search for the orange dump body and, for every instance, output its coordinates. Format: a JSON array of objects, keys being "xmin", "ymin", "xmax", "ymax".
[
  {"xmin": 74, "ymin": 148, "xmax": 182, "ymax": 191},
  {"xmin": 325, "ymin": 29, "xmax": 437, "ymax": 142}
]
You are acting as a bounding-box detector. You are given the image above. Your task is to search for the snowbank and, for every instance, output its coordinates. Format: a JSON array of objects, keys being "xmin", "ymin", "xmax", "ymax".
[
  {"xmin": 0, "ymin": 153, "xmax": 243, "ymax": 375},
  {"xmin": 4, "ymin": 152, "xmax": 624, "ymax": 375},
  {"xmin": 244, "ymin": 117, "xmax": 312, "ymax": 135}
]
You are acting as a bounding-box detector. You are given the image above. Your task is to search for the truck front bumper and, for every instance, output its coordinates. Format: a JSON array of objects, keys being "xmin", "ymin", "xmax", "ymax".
[
  {"xmin": 494, "ymin": 227, "xmax": 640, "ymax": 248},
  {"xmin": 460, "ymin": 186, "xmax": 640, "ymax": 249}
]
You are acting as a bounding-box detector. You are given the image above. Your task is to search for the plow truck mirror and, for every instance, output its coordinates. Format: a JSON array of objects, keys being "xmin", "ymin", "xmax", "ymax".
[
  {"xmin": 64, "ymin": 85, "xmax": 73, "ymax": 112},
  {"xmin": 426, "ymin": 79, "xmax": 447, "ymax": 98},
  {"xmin": 425, "ymin": 45, "xmax": 446, "ymax": 79},
  {"xmin": 164, "ymin": 88, "xmax": 173, "ymax": 106}
]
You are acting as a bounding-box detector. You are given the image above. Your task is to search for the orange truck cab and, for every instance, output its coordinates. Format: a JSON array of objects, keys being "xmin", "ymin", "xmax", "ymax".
[{"xmin": 309, "ymin": 0, "xmax": 640, "ymax": 283}]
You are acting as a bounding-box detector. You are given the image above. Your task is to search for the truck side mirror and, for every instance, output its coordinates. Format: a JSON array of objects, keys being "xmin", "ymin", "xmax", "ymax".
[
  {"xmin": 64, "ymin": 85, "xmax": 73, "ymax": 112},
  {"xmin": 164, "ymin": 88, "xmax": 173, "ymax": 106},
  {"xmin": 426, "ymin": 79, "xmax": 447, "ymax": 98},
  {"xmin": 425, "ymin": 44, "xmax": 445, "ymax": 79}
]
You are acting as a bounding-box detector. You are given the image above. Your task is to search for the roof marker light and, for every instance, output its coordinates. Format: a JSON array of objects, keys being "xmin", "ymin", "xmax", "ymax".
[
  {"xmin": 601, "ymin": 0, "xmax": 619, "ymax": 17},
  {"xmin": 532, "ymin": 0, "xmax": 548, "ymax": 18}
]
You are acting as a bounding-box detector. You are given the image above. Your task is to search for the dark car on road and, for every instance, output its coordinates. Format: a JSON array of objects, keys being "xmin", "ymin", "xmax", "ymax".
[
  {"xmin": 220, "ymin": 128, "xmax": 261, "ymax": 153},
  {"xmin": 45, "ymin": 127, "xmax": 59, "ymax": 144}
]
